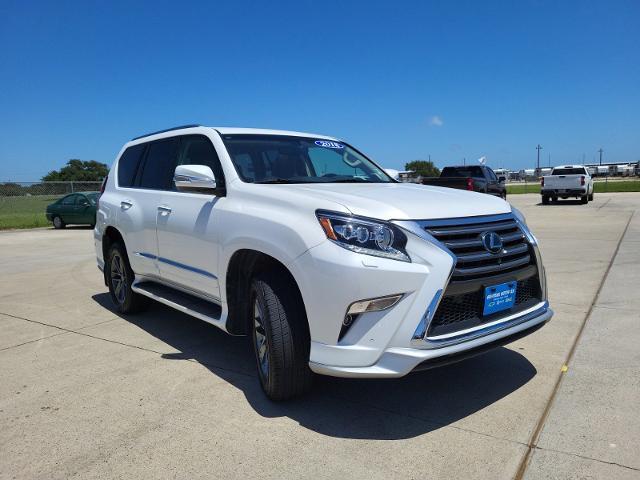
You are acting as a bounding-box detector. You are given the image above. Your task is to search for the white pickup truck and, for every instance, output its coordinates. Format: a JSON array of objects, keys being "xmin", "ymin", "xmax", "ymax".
[{"xmin": 541, "ymin": 165, "xmax": 594, "ymax": 204}]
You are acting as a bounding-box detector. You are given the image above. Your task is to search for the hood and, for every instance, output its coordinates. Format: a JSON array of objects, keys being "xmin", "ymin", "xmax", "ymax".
[{"xmin": 273, "ymin": 182, "xmax": 511, "ymax": 220}]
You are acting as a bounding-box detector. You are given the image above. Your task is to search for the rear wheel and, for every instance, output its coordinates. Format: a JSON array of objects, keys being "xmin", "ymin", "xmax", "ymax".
[
  {"xmin": 52, "ymin": 216, "xmax": 65, "ymax": 229},
  {"xmin": 589, "ymin": 191, "xmax": 594, "ymax": 201},
  {"xmin": 581, "ymin": 194, "xmax": 588, "ymax": 204},
  {"xmin": 106, "ymin": 242, "xmax": 149, "ymax": 313},
  {"xmin": 250, "ymin": 272, "xmax": 313, "ymax": 400},
  {"xmin": 500, "ymin": 191, "xmax": 507, "ymax": 200},
  {"xmin": 542, "ymin": 195, "xmax": 549, "ymax": 205}
]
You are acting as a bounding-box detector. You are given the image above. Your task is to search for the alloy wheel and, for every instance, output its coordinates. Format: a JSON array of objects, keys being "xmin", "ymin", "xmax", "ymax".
[
  {"xmin": 110, "ymin": 253, "xmax": 126, "ymax": 304},
  {"xmin": 253, "ymin": 300, "xmax": 269, "ymax": 381}
]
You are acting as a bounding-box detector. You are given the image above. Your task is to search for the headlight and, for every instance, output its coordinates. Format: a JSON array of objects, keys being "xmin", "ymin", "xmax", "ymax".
[{"xmin": 316, "ymin": 210, "xmax": 410, "ymax": 262}]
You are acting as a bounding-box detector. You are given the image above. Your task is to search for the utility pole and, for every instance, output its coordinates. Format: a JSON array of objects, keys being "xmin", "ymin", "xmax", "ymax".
[
  {"xmin": 598, "ymin": 148, "xmax": 603, "ymax": 165},
  {"xmin": 536, "ymin": 144, "xmax": 542, "ymax": 174},
  {"xmin": 463, "ymin": 157, "xmax": 466, "ymax": 166}
]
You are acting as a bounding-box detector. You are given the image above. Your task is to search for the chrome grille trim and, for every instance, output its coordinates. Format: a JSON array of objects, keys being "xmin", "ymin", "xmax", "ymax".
[
  {"xmin": 394, "ymin": 212, "xmax": 549, "ymax": 349},
  {"xmin": 419, "ymin": 215, "xmax": 531, "ymax": 281}
]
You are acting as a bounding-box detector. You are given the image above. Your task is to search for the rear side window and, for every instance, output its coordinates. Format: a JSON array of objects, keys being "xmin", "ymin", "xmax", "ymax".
[
  {"xmin": 176, "ymin": 135, "xmax": 225, "ymax": 188},
  {"xmin": 61, "ymin": 194, "xmax": 78, "ymax": 205},
  {"xmin": 139, "ymin": 138, "xmax": 180, "ymax": 190},
  {"xmin": 117, "ymin": 144, "xmax": 146, "ymax": 187}
]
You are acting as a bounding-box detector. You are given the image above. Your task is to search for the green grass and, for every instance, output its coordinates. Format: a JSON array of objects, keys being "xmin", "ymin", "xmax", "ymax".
[
  {"xmin": 0, "ymin": 195, "xmax": 61, "ymax": 230},
  {"xmin": 507, "ymin": 180, "xmax": 640, "ymax": 195}
]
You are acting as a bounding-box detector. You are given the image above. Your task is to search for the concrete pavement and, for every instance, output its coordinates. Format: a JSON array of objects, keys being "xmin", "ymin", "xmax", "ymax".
[{"xmin": 0, "ymin": 193, "xmax": 639, "ymax": 479}]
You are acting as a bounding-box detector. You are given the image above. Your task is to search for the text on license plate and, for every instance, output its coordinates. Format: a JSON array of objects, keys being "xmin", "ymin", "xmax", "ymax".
[{"xmin": 483, "ymin": 282, "xmax": 517, "ymax": 316}]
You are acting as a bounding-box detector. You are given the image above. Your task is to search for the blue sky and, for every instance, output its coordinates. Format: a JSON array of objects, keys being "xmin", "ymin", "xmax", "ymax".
[{"xmin": 0, "ymin": 0, "xmax": 638, "ymax": 180}]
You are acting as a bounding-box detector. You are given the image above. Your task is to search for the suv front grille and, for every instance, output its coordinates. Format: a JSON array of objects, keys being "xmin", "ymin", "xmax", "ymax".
[
  {"xmin": 419, "ymin": 215, "xmax": 542, "ymax": 337},
  {"xmin": 423, "ymin": 216, "xmax": 532, "ymax": 281}
]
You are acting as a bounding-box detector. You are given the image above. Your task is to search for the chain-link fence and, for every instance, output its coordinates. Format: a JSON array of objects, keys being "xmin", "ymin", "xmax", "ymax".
[{"xmin": 0, "ymin": 181, "xmax": 102, "ymax": 230}]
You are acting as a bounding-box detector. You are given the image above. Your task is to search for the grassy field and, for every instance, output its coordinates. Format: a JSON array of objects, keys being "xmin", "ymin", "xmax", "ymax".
[
  {"xmin": 507, "ymin": 180, "xmax": 640, "ymax": 195},
  {"xmin": 0, "ymin": 195, "xmax": 60, "ymax": 230}
]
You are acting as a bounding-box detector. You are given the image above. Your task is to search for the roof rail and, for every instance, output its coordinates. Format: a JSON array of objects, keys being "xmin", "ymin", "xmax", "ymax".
[{"xmin": 131, "ymin": 124, "xmax": 202, "ymax": 141}]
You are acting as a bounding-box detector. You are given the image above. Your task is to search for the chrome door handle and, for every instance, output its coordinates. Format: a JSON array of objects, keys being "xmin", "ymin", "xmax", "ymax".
[
  {"xmin": 157, "ymin": 205, "xmax": 172, "ymax": 214},
  {"xmin": 120, "ymin": 200, "xmax": 133, "ymax": 210}
]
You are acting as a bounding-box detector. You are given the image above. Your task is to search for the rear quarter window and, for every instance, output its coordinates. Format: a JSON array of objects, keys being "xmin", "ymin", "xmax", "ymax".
[{"xmin": 117, "ymin": 144, "xmax": 146, "ymax": 187}]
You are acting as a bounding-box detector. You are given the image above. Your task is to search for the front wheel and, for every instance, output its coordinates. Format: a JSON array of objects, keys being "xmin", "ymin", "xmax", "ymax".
[
  {"xmin": 589, "ymin": 191, "xmax": 594, "ymax": 201},
  {"xmin": 250, "ymin": 272, "xmax": 313, "ymax": 400},
  {"xmin": 581, "ymin": 194, "xmax": 589, "ymax": 204}
]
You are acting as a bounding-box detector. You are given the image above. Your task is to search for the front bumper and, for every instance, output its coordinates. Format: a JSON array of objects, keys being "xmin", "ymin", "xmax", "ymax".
[
  {"xmin": 309, "ymin": 303, "xmax": 552, "ymax": 377},
  {"xmin": 291, "ymin": 213, "xmax": 552, "ymax": 378}
]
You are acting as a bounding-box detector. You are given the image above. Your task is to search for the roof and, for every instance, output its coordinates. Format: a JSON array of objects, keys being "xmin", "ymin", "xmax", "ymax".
[
  {"xmin": 556, "ymin": 165, "xmax": 587, "ymax": 169},
  {"xmin": 130, "ymin": 125, "xmax": 340, "ymax": 143}
]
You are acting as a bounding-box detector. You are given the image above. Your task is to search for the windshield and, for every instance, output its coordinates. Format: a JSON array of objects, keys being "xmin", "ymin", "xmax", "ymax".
[{"xmin": 221, "ymin": 134, "xmax": 393, "ymax": 184}]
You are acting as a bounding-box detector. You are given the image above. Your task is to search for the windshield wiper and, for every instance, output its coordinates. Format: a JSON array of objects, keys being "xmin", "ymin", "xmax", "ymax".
[
  {"xmin": 254, "ymin": 178, "xmax": 296, "ymax": 184},
  {"xmin": 327, "ymin": 178, "xmax": 374, "ymax": 183}
]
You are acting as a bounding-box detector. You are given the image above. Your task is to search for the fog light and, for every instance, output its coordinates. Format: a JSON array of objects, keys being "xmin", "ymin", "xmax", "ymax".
[{"xmin": 347, "ymin": 294, "xmax": 403, "ymax": 315}]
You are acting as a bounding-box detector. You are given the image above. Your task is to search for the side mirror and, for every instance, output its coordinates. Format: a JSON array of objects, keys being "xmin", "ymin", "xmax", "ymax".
[
  {"xmin": 498, "ymin": 176, "xmax": 506, "ymax": 183},
  {"xmin": 174, "ymin": 165, "xmax": 216, "ymax": 193}
]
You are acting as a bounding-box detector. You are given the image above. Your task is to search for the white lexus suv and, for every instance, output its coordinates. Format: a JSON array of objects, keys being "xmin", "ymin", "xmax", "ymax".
[{"xmin": 95, "ymin": 125, "xmax": 553, "ymax": 400}]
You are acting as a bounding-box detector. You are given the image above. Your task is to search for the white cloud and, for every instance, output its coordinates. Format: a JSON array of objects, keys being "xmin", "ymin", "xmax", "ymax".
[{"xmin": 429, "ymin": 115, "xmax": 443, "ymax": 127}]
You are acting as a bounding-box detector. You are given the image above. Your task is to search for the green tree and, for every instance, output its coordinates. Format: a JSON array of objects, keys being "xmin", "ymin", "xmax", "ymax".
[
  {"xmin": 42, "ymin": 159, "xmax": 109, "ymax": 181},
  {"xmin": 405, "ymin": 160, "xmax": 440, "ymax": 177}
]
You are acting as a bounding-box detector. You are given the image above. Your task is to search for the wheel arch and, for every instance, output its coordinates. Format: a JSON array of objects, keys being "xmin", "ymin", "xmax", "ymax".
[
  {"xmin": 224, "ymin": 249, "xmax": 307, "ymax": 336},
  {"xmin": 101, "ymin": 226, "xmax": 127, "ymax": 285}
]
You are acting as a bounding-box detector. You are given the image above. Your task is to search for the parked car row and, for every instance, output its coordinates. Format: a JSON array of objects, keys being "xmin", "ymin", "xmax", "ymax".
[{"xmin": 91, "ymin": 125, "xmax": 552, "ymax": 400}]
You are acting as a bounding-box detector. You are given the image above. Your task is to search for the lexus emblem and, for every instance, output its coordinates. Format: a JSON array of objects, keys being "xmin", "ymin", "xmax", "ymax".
[{"xmin": 481, "ymin": 231, "xmax": 503, "ymax": 254}]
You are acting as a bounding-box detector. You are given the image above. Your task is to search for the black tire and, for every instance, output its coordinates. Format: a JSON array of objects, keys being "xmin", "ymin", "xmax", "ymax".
[
  {"xmin": 52, "ymin": 216, "xmax": 65, "ymax": 229},
  {"xmin": 106, "ymin": 242, "xmax": 149, "ymax": 314},
  {"xmin": 500, "ymin": 191, "xmax": 507, "ymax": 200},
  {"xmin": 542, "ymin": 195, "xmax": 549, "ymax": 205},
  {"xmin": 250, "ymin": 271, "xmax": 313, "ymax": 400},
  {"xmin": 552, "ymin": 196, "xmax": 559, "ymax": 203},
  {"xmin": 589, "ymin": 192, "xmax": 594, "ymax": 201},
  {"xmin": 581, "ymin": 194, "xmax": 588, "ymax": 204}
]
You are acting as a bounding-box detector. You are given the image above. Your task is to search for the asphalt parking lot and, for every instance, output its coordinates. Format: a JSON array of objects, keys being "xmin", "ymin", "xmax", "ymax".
[{"xmin": 1, "ymin": 193, "xmax": 639, "ymax": 480}]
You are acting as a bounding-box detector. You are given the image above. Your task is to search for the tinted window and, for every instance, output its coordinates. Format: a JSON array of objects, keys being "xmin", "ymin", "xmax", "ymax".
[
  {"xmin": 176, "ymin": 135, "xmax": 225, "ymax": 188},
  {"xmin": 552, "ymin": 168, "xmax": 586, "ymax": 175},
  {"xmin": 486, "ymin": 168, "xmax": 498, "ymax": 181},
  {"xmin": 61, "ymin": 194, "xmax": 77, "ymax": 205},
  {"xmin": 139, "ymin": 138, "xmax": 180, "ymax": 190},
  {"xmin": 441, "ymin": 166, "xmax": 484, "ymax": 178},
  {"xmin": 117, "ymin": 144, "xmax": 146, "ymax": 187}
]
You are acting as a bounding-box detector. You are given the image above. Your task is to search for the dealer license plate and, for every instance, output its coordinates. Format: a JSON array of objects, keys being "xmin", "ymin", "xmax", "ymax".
[{"xmin": 483, "ymin": 282, "xmax": 517, "ymax": 316}]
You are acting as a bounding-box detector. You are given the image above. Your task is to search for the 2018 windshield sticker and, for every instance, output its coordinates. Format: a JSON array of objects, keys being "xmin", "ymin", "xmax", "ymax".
[{"xmin": 314, "ymin": 140, "xmax": 344, "ymax": 149}]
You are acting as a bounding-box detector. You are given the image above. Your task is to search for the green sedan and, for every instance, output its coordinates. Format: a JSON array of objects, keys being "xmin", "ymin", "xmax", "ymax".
[{"xmin": 46, "ymin": 192, "xmax": 99, "ymax": 229}]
